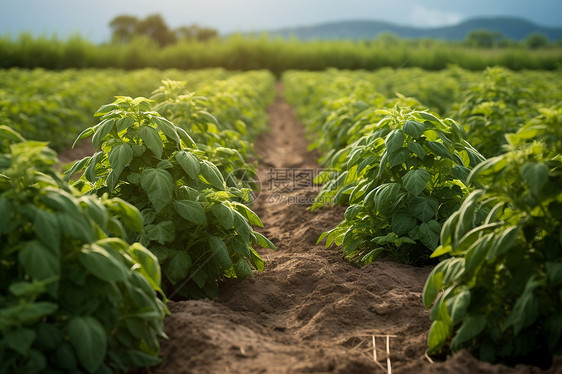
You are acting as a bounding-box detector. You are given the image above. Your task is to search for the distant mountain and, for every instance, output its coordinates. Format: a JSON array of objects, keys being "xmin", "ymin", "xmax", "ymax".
[{"xmin": 266, "ymin": 17, "xmax": 562, "ymax": 41}]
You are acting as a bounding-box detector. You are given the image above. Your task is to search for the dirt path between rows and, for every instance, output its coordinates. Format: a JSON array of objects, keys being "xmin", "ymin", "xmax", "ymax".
[{"xmin": 142, "ymin": 84, "xmax": 560, "ymax": 374}]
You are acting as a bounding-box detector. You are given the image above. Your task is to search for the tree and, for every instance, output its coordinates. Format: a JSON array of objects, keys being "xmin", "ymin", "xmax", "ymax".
[
  {"xmin": 109, "ymin": 15, "xmax": 139, "ymax": 44},
  {"xmin": 174, "ymin": 25, "xmax": 219, "ymax": 42},
  {"xmin": 135, "ymin": 14, "xmax": 176, "ymax": 47},
  {"xmin": 466, "ymin": 30, "xmax": 501, "ymax": 48},
  {"xmin": 174, "ymin": 25, "xmax": 199, "ymax": 41},
  {"xmin": 525, "ymin": 32, "xmax": 548, "ymax": 49},
  {"xmin": 196, "ymin": 27, "xmax": 218, "ymax": 42}
]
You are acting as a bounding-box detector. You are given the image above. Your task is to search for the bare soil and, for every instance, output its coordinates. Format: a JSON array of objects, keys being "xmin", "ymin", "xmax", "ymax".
[{"xmin": 89, "ymin": 84, "xmax": 560, "ymax": 373}]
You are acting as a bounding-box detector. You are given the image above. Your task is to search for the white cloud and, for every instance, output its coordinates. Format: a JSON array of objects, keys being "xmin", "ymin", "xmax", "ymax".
[{"xmin": 410, "ymin": 4, "xmax": 463, "ymax": 27}]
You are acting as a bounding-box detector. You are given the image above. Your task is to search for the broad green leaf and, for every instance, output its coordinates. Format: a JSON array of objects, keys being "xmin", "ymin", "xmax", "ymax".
[
  {"xmin": 385, "ymin": 129, "xmax": 405, "ymax": 153},
  {"xmin": 454, "ymin": 190, "xmax": 483, "ymax": 242},
  {"xmin": 253, "ymin": 231, "xmax": 276, "ymax": 249},
  {"xmin": 546, "ymin": 262, "xmax": 562, "ymax": 286},
  {"xmin": 33, "ymin": 207, "xmax": 60, "ymax": 254},
  {"xmin": 403, "ymin": 120, "xmax": 425, "ymax": 139},
  {"xmin": 344, "ymin": 204, "xmax": 362, "ymax": 221},
  {"xmin": 173, "ymin": 200, "xmax": 207, "ymax": 225},
  {"xmin": 236, "ymin": 259, "xmax": 253, "ymax": 279},
  {"xmin": 231, "ymin": 236, "xmax": 251, "ymax": 258},
  {"xmin": 200, "ymin": 160, "xmax": 225, "ymax": 190},
  {"xmin": 419, "ymin": 220, "xmax": 441, "ymax": 250},
  {"xmin": 9, "ymin": 281, "xmax": 46, "ymax": 298},
  {"xmin": 139, "ymin": 126, "xmax": 163, "ymax": 158},
  {"xmin": 163, "ymin": 251, "xmax": 191, "ymax": 284},
  {"xmin": 72, "ymin": 127, "xmax": 95, "ymax": 149},
  {"xmin": 22, "ymin": 349, "xmax": 46, "ymax": 374},
  {"xmin": 418, "ymin": 111, "xmax": 441, "ymax": 123},
  {"xmin": 78, "ymin": 244, "xmax": 127, "ymax": 282},
  {"xmin": 427, "ymin": 320, "xmax": 449, "ymax": 354},
  {"xmin": 451, "ymin": 315, "xmax": 486, "ymax": 350},
  {"xmin": 211, "ymin": 203, "xmax": 234, "ymax": 229},
  {"xmin": 408, "ymin": 142, "xmax": 426, "ymax": 159},
  {"xmin": 464, "ymin": 236, "xmax": 492, "ymax": 275},
  {"xmin": 503, "ymin": 277, "xmax": 541, "ymax": 335},
  {"xmin": 487, "ymin": 226, "xmax": 519, "ymax": 259},
  {"xmin": 440, "ymin": 210, "xmax": 459, "ymax": 247},
  {"xmin": 84, "ymin": 152, "xmax": 102, "ymax": 182},
  {"xmin": 104, "ymin": 197, "xmax": 143, "ymax": 233},
  {"xmin": 35, "ymin": 323, "xmax": 62, "ymax": 351},
  {"xmin": 387, "ymin": 148, "xmax": 409, "ymax": 168},
  {"xmin": 145, "ymin": 221, "xmax": 175, "ymax": 244},
  {"xmin": 64, "ymin": 155, "xmax": 90, "ymax": 181},
  {"xmin": 4, "ymin": 328, "xmax": 36, "ymax": 355},
  {"xmin": 452, "ymin": 165, "xmax": 471, "ymax": 183},
  {"xmin": 234, "ymin": 212, "xmax": 251, "ymax": 241},
  {"xmin": 520, "ymin": 162, "xmax": 548, "ymax": 194},
  {"xmin": 108, "ymin": 143, "xmax": 133, "ymax": 182},
  {"xmin": 157, "ymin": 160, "xmax": 173, "ymax": 170},
  {"xmin": 153, "ymin": 117, "xmax": 180, "ymax": 144},
  {"xmin": 116, "ymin": 116, "xmax": 134, "ymax": 132},
  {"xmin": 425, "ymin": 141, "xmax": 451, "ymax": 159},
  {"xmin": 409, "ymin": 196, "xmax": 439, "ymax": 222},
  {"xmin": 92, "ymin": 119, "xmax": 116, "ymax": 149},
  {"xmin": 19, "ymin": 241, "xmax": 60, "ymax": 281},
  {"xmin": 391, "ymin": 211, "xmax": 417, "ymax": 236},
  {"xmin": 4, "ymin": 302, "xmax": 58, "ymax": 324},
  {"xmin": 56, "ymin": 212, "xmax": 95, "ymax": 243},
  {"xmin": 430, "ymin": 244, "xmax": 452, "ymax": 258},
  {"xmin": 373, "ymin": 183, "xmax": 402, "ymax": 214},
  {"xmin": 209, "ymin": 236, "xmax": 232, "ymax": 269},
  {"xmin": 176, "ymin": 127, "xmax": 197, "ymax": 147},
  {"xmin": 56, "ymin": 343, "xmax": 78, "ymax": 370},
  {"xmin": 361, "ymin": 247, "xmax": 385, "ymax": 264},
  {"xmin": 140, "ymin": 168, "xmax": 174, "ymax": 213},
  {"xmin": 68, "ymin": 316, "xmax": 107, "ymax": 373},
  {"xmin": 403, "ymin": 169, "xmax": 430, "ymax": 196},
  {"xmin": 80, "ymin": 196, "xmax": 108, "ymax": 230},
  {"xmin": 129, "ymin": 243, "xmax": 161, "ymax": 289},
  {"xmin": 94, "ymin": 103, "xmax": 118, "ymax": 116},
  {"xmin": 175, "ymin": 151, "xmax": 200, "ymax": 180},
  {"xmin": 234, "ymin": 203, "xmax": 263, "ymax": 227},
  {"xmin": 450, "ymin": 290, "xmax": 471, "ymax": 326},
  {"xmin": 41, "ymin": 189, "xmax": 79, "ymax": 215}
]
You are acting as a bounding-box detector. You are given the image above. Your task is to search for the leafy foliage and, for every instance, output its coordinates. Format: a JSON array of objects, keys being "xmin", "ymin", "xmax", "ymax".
[
  {"xmin": 0, "ymin": 68, "xmax": 234, "ymax": 151},
  {"xmin": 67, "ymin": 96, "xmax": 274, "ymax": 299},
  {"xmin": 149, "ymin": 71, "xmax": 274, "ymax": 190},
  {"xmin": 316, "ymin": 108, "xmax": 484, "ymax": 265},
  {"xmin": 454, "ymin": 67, "xmax": 548, "ymax": 158},
  {"xmin": 423, "ymin": 142, "xmax": 562, "ymax": 365},
  {"xmin": 0, "ymin": 127, "xmax": 166, "ymax": 373}
]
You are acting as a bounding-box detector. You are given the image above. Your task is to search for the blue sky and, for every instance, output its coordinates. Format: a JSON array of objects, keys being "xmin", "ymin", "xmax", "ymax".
[{"xmin": 1, "ymin": 0, "xmax": 561, "ymax": 42}]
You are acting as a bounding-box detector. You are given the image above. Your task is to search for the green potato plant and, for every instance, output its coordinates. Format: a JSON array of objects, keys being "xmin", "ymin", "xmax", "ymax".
[
  {"xmin": 150, "ymin": 80, "xmax": 258, "ymax": 190},
  {"xmin": 0, "ymin": 126, "xmax": 166, "ymax": 374},
  {"xmin": 317, "ymin": 108, "xmax": 484, "ymax": 265},
  {"xmin": 66, "ymin": 97, "xmax": 274, "ymax": 299},
  {"xmin": 423, "ymin": 142, "xmax": 562, "ymax": 366}
]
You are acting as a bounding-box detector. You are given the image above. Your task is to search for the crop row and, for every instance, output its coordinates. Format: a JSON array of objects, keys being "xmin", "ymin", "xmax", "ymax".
[
  {"xmin": 0, "ymin": 70, "xmax": 276, "ymax": 373},
  {"xmin": 283, "ymin": 67, "xmax": 562, "ymax": 366},
  {"xmin": 0, "ymin": 68, "xmax": 233, "ymax": 151}
]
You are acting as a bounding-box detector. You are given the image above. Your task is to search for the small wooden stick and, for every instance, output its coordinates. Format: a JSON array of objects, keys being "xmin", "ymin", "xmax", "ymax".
[
  {"xmin": 386, "ymin": 335, "xmax": 391, "ymax": 374},
  {"xmin": 372, "ymin": 335, "xmax": 377, "ymax": 362},
  {"xmin": 425, "ymin": 352, "xmax": 434, "ymax": 364}
]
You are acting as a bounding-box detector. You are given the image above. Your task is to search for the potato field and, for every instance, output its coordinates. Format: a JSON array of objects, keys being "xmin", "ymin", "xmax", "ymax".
[{"xmin": 1, "ymin": 66, "xmax": 561, "ymax": 373}]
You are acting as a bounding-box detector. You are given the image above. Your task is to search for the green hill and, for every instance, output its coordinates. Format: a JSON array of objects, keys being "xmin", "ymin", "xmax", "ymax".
[{"xmin": 266, "ymin": 17, "xmax": 562, "ymax": 41}]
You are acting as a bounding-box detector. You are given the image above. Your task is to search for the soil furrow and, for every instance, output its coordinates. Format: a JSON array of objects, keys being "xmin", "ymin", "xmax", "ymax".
[{"xmin": 150, "ymin": 85, "xmax": 446, "ymax": 374}]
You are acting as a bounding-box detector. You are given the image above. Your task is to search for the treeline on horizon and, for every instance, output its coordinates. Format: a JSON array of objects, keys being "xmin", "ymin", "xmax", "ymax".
[{"xmin": 1, "ymin": 13, "xmax": 562, "ymax": 74}]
